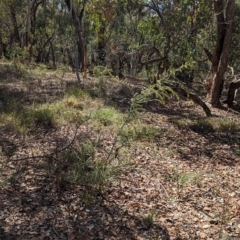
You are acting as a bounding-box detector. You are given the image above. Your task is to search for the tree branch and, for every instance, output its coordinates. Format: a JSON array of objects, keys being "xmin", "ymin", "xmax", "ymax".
[
  {"xmin": 7, "ymin": 118, "xmax": 90, "ymax": 162},
  {"xmin": 163, "ymin": 82, "xmax": 211, "ymax": 116}
]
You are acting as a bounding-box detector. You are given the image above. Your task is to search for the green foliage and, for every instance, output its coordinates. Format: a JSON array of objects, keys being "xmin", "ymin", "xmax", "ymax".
[
  {"xmin": 189, "ymin": 118, "xmax": 214, "ymax": 134},
  {"xmin": 51, "ymin": 139, "xmax": 122, "ymax": 195},
  {"xmin": 0, "ymin": 0, "xmax": 233, "ymax": 86},
  {"xmin": 218, "ymin": 119, "xmax": 240, "ymax": 134},
  {"xmin": 171, "ymin": 170, "xmax": 202, "ymax": 187},
  {"xmin": 121, "ymin": 124, "xmax": 163, "ymax": 142},
  {"xmin": 172, "ymin": 115, "xmax": 240, "ymax": 137},
  {"xmin": 93, "ymin": 66, "xmax": 113, "ymax": 77},
  {"xmin": 2, "ymin": 105, "xmax": 56, "ymax": 131},
  {"xmin": 171, "ymin": 117, "xmax": 192, "ymax": 130},
  {"xmin": 66, "ymin": 87, "xmax": 89, "ymax": 99},
  {"xmin": 9, "ymin": 45, "xmax": 30, "ymax": 62},
  {"xmin": 142, "ymin": 212, "xmax": 154, "ymax": 229},
  {"xmin": 29, "ymin": 108, "xmax": 55, "ymax": 127},
  {"xmin": 137, "ymin": 80, "xmax": 177, "ymax": 106},
  {"xmin": 89, "ymin": 78, "xmax": 107, "ymax": 98},
  {"xmin": 92, "ymin": 107, "xmax": 123, "ymax": 126},
  {"xmin": 0, "ymin": 62, "xmax": 30, "ymax": 82},
  {"xmin": 0, "ymin": 113, "xmax": 28, "ymax": 134}
]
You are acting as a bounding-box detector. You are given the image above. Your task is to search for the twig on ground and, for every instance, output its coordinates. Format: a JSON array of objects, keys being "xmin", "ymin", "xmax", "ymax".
[
  {"xmin": 7, "ymin": 117, "xmax": 90, "ymax": 162},
  {"xmin": 52, "ymin": 225, "xmax": 66, "ymax": 240}
]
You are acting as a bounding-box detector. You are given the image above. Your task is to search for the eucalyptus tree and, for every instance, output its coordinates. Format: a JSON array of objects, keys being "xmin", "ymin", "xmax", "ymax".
[
  {"xmin": 63, "ymin": 0, "xmax": 87, "ymax": 75},
  {"xmin": 0, "ymin": 0, "xmax": 27, "ymax": 58},
  {"xmin": 141, "ymin": 0, "xmax": 213, "ymax": 82},
  {"xmin": 86, "ymin": 0, "xmax": 124, "ymax": 63},
  {"xmin": 0, "ymin": 0, "xmax": 4, "ymax": 57},
  {"xmin": 31, "ymin": 1, "xmax": 59, "ymax": 64},
  {"xmin": 204, "ymin": 0, "xmax": 235, "ymax": 107}
]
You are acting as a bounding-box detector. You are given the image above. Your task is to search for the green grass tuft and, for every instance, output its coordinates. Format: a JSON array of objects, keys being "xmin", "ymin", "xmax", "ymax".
[
  {"xmin": 51, "ymin": 140, "xmax": 120, "ymax": 194},
  {"xmin": 190, "ymin": 118, "xmax": 215, "ymax": 134},
  {"xmin": 27, "ymin": 108, "xmax": 55, "ymax": 127},
  {"xmin": 217, "ymin": 118, "xmax": 240, "ymax": 133},
  {"xmin": 92, "ymin": 107, "xmax": 123, "ymax": 126},
  {"xmin": 66, "ymin": 87, "xmax": 89, "ymax": 99}
]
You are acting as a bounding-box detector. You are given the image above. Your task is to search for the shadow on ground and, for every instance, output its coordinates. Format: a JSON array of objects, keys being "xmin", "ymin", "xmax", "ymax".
[{"xmin": 0, "ymin": 177, "xmax": 170, "ymax": 240}]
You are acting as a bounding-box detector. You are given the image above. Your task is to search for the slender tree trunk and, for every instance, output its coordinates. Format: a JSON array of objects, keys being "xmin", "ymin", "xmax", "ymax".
[
  {"xmin": 97, "ymin": 26, "xmax": 106, "ymax": 62},
  {"xmin": 83, "ymin": 45, "xmax": 87, "ymax": 78},
  {"xmin": 9, "ymin": 6, "xmax": 21, "ymax": 46},
  {"xmin": 31, "ymin": 0, "xmax": 43, "ymax": 36},
  {"xmin": 49, "ymin": 41, "xmax": 56, "ymax": 69},
  {"xmin": 226, "ymin": 80, "xmax": 240, "ymax": 107},
  {"xmin": 64, "ymin": 0, "xmax": 87, "ymax": 72},
  {"xmin": 0, "ymin": 17, "xmax": 3, "ymax": 58},
  {"xmin": 25, "ymin": 0, "xmax": 32, "ymax": 48},
  {"xmin": 204, "ymin": 0, "xmax": 235, "ymax": 107}
]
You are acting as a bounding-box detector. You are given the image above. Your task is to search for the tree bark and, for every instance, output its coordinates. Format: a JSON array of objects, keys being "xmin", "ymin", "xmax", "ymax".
[
  {"xmin": 0, "ymin": 17, "xmax": 3, "ymax": 58},
  {"xmin": 164, "ymin": 83, "xmax": 211, "ymax": 116},
  {"xmin": 31, "ymin": 0, "xmax": 43, "ymax": 35},
  {"xmin": 64, "ymin": 0, "xmax": 87, "ymax": 72},
  {"xmin": 205, "ymin": 0, "xmax": 235, "ymax": 107},
  {"xmin": 226, "ymin": 80, "xmax": 240, "ymax": 107},
  {"xmin": 25, "ymin": 0, "xmax": 32, "ymax": 48},
  {"xmin": 9, "ymin": 5, "xmax": 21, "ymax": 46}
]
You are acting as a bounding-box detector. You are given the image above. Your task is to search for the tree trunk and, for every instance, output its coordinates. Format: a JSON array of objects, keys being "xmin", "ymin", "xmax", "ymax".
[
  {"xmin": 31, "ymin": 0, "xmax": 43, "ymax": 36},
  {"xmin": 204, "ymin": 0, "xmax": 235, "ymax": 107},
  {"xmin": 64, "ymin": 0, "xmax": 87, "ymax": 71},
  {"xmin": 163, "ymin": 82, "xmax": 211, "ymax": 116},
  {"xmin": 25, "ymin": 0, "xmax": 32, "ymax": 48},
  {"xmin": 9, "ymin": 6, "xmax": 21, "ymax": 46},
  {"xmin": 0, "ymin": 17, "xmax": 3, "ymax": 58},
  {"xmin": 226, "ymin": 80, "xmax": 240, "ymax": 107},
  {"xmin": 97, "ymin": 26, "xmax": 106, "ymax": 62}
]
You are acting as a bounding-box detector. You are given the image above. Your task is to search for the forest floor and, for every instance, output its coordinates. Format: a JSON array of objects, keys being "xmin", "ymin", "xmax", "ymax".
[{"xmin": 0, "ymin": 63, "xmax": 240, "ymax": 240}]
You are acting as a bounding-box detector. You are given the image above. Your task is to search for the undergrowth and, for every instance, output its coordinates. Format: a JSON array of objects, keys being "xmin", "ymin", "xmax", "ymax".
[
  {"xmin": 172, "ymin": 116, "xmax": 240, "ymax": 134},
  {"xmin": 0, "ymin": 63, "xmax": 182, "ymax": 203}
]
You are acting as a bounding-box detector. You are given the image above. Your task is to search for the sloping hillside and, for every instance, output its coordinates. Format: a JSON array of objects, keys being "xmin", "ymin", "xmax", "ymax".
[{"xmin": 0, "ymin": 64, "xmax": 240, "ymax": 240}]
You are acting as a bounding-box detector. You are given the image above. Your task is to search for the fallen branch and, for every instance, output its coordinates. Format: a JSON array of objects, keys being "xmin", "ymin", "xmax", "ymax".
[
  {"xmin": 163, "ymin": 82, "xmax": 211, "ymax": 116},
  {"xmin": 7, "ymin": 118, "xmax": 90, "ymax": 162}
]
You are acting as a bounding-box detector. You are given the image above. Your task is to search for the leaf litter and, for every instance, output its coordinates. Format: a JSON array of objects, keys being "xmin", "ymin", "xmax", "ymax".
[{"xmin": 0, "ymin": 73, "xmax": 240, "ymax": 239}]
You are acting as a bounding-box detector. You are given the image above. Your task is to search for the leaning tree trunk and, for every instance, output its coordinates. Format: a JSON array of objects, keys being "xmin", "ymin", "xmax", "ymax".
[{"xmin": 204, "ymin": 0, "xmax": 235, "ymax": 107}]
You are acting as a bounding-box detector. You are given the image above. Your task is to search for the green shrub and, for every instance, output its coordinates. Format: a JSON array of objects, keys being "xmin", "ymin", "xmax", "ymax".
[
  {"xmin": 28, "ymin": 108, "xmax": 55, "ymax": 127},
  {"xmin": 66, "ymin": 87, "xmax": 88, "ymax": 99},
  {"xmin": 93, "ymin": 65, "xmax": 113, "ymax": 77},
  {"xmin": 51, "ymin": 140, "xmax": 119, "ymax": 193}
]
